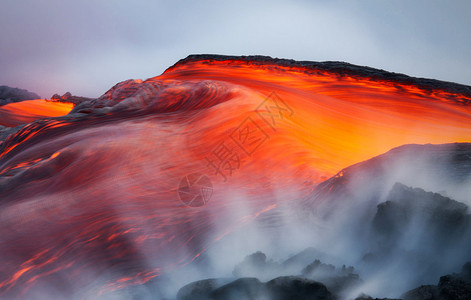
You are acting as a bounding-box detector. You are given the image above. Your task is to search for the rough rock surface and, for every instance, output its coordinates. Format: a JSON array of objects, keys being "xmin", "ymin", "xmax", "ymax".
[
  {"xmin": 51, "ymin": 91, "xmax": 95, "ymax": 105},
  {"xmin": 372, "ymin": 182, "xmax": 470, "ymax": 251},
  {"xmin": 178, "ymin": 250, "xmax": 360, "ymax": 300},
  {"xmin": 0, "ymin": 85, "xmax": 40, "ymax": 105},
  {"xmin": 177, "ymin": 276, "xmax": 334, "ymax": 300},
  {"xmin": 403, "ymin": 262, "xmax": 471, "ymax": 300},
  {"xmin": 169, "ymin": 55, "xmax": 471, "ymax": 99},
  {"xmin": 355, "ymin": 295, "xmax": 401, "ymax": 300}
]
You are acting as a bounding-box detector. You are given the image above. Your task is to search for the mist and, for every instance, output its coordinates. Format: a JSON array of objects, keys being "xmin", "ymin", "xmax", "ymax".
[
  {"xmin": 150, "ymin": 143, "xmax": 471, "ymax": 300},
  {"xmin": 1, "ymin": 55, "xmax": 470, "ymax": 299}
]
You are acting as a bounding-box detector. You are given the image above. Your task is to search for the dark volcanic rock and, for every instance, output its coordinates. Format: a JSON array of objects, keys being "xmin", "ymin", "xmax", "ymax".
[
  {"xmin": 210, "ymin": 278, "xmax": 264, "ymax": 300},
  {"xmin": 403, "ymin": 262, "xmax": 471, "ymax": 300},
  {"xmin": 372, "ymin": 182, "xmax": 470, "ymax": 251},
  {"xmin": 402, "ymin": 285, "xmax": 440, "ymax": 300},
  {"xmin": 51, "ymin": 91, "xmax": 95, "ymax": 106},
  {"xmin": 437, "ymin": 274, "xmax": 471, "ymax": 300},
  {"xmin": 362, "ymin": 182, "xmax": 471, "ymax": 291},
  {"xmin": 176, "ymin": 278, "xmax": 231, "ymax": 300},
  {"xmin": 233, "ymin": 251, "xmax": 273, "ymax": 278},
  {"xmin": 281, "ymin": 247, "xmax": 329, "ymax": 274},
  {"xmin": 355, "ymin": 295, "xmax": 401, "ymax": 300},
  {"xmin": 308, "ymin": 143, "xmax": 471, "ymax": 211},
  {"xmin": 179, "ymin": 250, "xmax": 361, "ymax": 300},
  {"xmin": 0, "ymin": 85, "xmax": 40, "ymax": 105},
  {"xmin": 302, "ymin": 259, "xmax": 336, "ymax": 276},
  {"xmin": 301, "ymin": 259, "xmax": 361, "ymax": 297},
  {"xmin": 265, "ymin": 276, "xmax": 334, "ymax": 300},
  {"xmin": 177, "ymin": 276, "xmax": 334, "ymax": 300},
  {"xmin": 231, "ymin": 250, "xmax": 361, "ymax": 297},
  {"xmin": 302, "ymin": 143, "xmax": 471, "ymax": 295},
  {"xmin": 169, "ymin": 55, "xmax": 471, "ymax": 99},
  {"xmin": 0, "ymin": 125, "xmax": 23, "ymax": 141}
]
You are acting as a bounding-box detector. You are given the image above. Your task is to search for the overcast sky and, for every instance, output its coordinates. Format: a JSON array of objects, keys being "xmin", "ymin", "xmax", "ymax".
[{"xmin": 1, "ymin": 0, "xmax": 470, "ymax": 98}]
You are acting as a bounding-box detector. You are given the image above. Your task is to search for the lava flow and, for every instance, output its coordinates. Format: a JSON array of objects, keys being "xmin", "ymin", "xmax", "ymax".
[
  {"xmin": 0, "ymin": 55, "xmax": 470, "ymax": 298},
  {"xmin": 0, "ymin": 99, "xmax": 74, "ymax": 127}
]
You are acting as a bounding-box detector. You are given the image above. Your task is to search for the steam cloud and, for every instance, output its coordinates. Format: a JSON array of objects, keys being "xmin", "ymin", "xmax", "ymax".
[{"xmin": 0, "ymin": 55, "xmax": 470, "ymax": 299}]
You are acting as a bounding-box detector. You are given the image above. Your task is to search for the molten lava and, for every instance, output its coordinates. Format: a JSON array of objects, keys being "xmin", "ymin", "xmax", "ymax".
[
  {"xmin": 0, "ymin": 55, "xmax": 470, "ymax": 298},
  {"xmin": 159, "ymin": 57, "xmax": 471, "ymax": 178},
  {"xmin": 0, "ymin": 99, "xmax": 74, "ymax": 127}
]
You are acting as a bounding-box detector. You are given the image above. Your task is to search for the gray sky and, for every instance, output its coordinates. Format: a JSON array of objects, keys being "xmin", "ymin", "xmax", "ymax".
[{"xmin": 1, "ymin": 0, "xmax": 470, "ymax": 98}]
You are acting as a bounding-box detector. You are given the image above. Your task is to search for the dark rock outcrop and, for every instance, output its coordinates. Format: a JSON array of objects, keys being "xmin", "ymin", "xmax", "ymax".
[
  {"xmin": 361, "ymin": 182, "xmax": 471, "ymax": 291},
  {"xmin": 51, "ymin": 91, "xmax": 95, "ymax": 106},
  {"xmin": 303, "ymin": 143, "xmax": 471, "ymax": 293},
  {"xmin": 179, "ymin": 250, "xmax": 360, "ymax": 300},
  {"xmin": 168, "ymin": 55, "xmax": 471, "ymax": 99},
  {"xmin": 210, "ymin": 278, "xmax": 264, "ymax": 300},
  {"xmin": 403, "ymin": 262, "xmax": 471, "ymax": 300},
  {"xmin": 402, "ymin": 285, "xmax": 439, "ymax": 300},
  {"xmin": 265, "ymin": 276, "xmax": 334, "ymax": 300},
  {"xmin": 372, "ymin": 182, "xmax": 470, "ymax": 251},
  {"xmin": 233, "ymin": 251, "xmax": 278, "ymax": 278},
  {"xmin": 177, "ymin": 278, "xmax": 232, "ymax": 300},
  {"xmin": 177, "ymin": 276, "xmax": 334, "ymax": 300},
  {"xmin": 308, "ymin": 143, "xmax": 471, "ymax": 211},
  {"xmin": 0, "ymin": 85, "xmax": 40, "ymax": 105},
  {"xmin": 355, "ymin": 295, "xmax": 401, "ymax": 300},
  {"xmin": 301, "ymin": 259, "xmax": 361, "ymax": 296}
]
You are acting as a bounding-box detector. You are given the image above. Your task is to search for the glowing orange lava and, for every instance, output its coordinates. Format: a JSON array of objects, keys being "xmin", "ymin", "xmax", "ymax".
[
  {"xmin": 158, "ymin": 58, "xmax": 471, "ymax": 180},
  {"xmin": 0, "ymin": 99, "xmax": 74, "ymax": 127},
  {"xmin": 0, "ymin": 56, "xmax": 470, "ymax": 298}
]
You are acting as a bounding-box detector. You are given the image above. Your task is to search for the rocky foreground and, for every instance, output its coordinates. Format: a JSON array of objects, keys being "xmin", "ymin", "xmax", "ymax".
[
  {"xmin": 176, "ymin": 171, "xmax": 471, "ymax": 300},
  {"xmin": 177, "ymin": 252, "xmax": 471, "ymax": 300}
]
